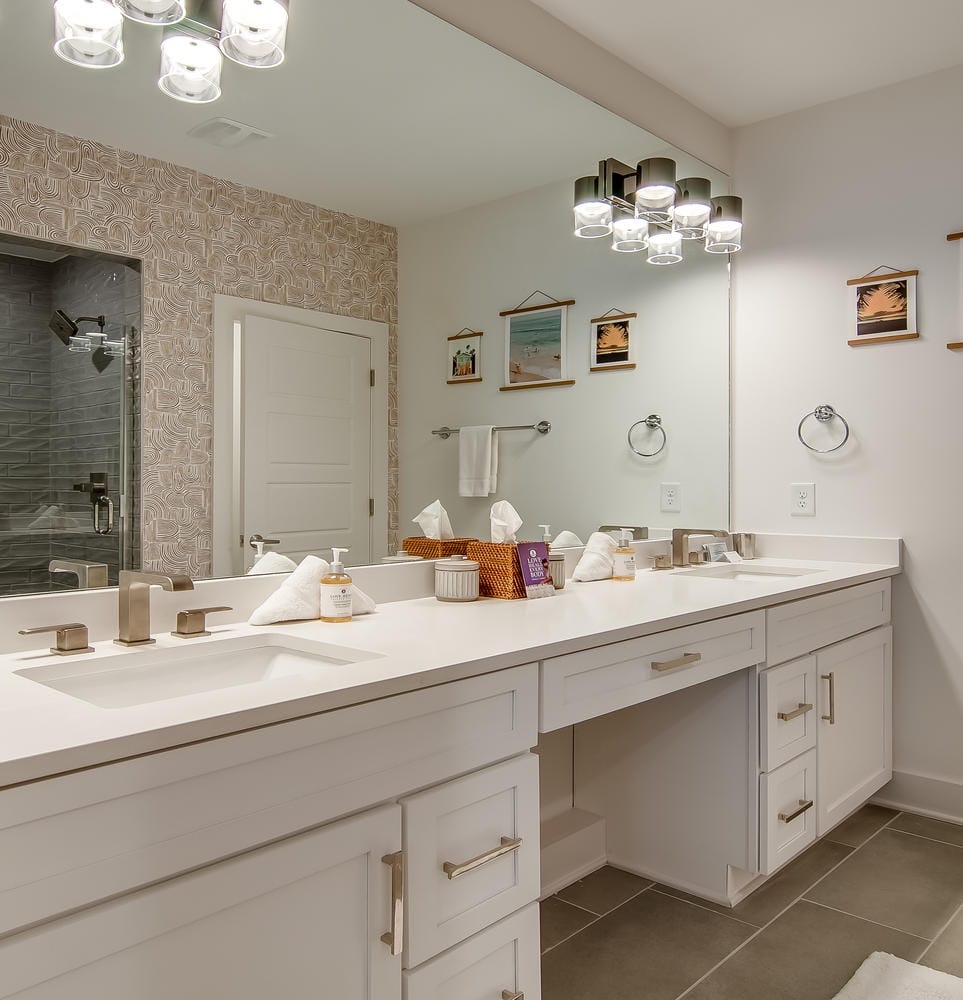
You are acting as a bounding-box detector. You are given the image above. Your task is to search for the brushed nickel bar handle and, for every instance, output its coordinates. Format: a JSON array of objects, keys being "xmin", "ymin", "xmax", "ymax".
[
  {"xmin": 651, "ymin": 651, "xmax": 702, "ymax": 672},
  {"xmin": 380, "ymin": 851, "xmax": 405, "ymax": 956},
  {"xmin": 442, "ymin": 836, "xmax": 522, "ymax": 880},
  {"xmin": 779, "ymin": 799, "xmax": 814, "ymax": 823},
  {"xmin": 777, "ymin": 702, "xmax": 814, "ymax": 722},
  {"xmin": 502, "ymin": 992, "xmax": 525, "ymax": 1000},
  {"xmin": 821, "ymin": 672, "xmax": 836, "ymax": 724}
]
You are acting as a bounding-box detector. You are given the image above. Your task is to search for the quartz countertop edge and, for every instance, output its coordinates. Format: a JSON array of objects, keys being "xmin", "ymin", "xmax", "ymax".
[{"xmin": 0, "ymin": 558, "xmax": 900, "ymax": 788}]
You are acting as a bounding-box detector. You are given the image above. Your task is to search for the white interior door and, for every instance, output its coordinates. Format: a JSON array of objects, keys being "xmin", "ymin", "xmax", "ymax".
[{"xmin": 241, "ymin": 315, "xmax": 372, "ymax": 568}]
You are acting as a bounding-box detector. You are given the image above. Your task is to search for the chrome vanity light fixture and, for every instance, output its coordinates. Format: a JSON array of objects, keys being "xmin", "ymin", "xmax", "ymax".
[
  {"xmin": 572, "ymin": 155, "xmax": 744, "ymax": 265},
  {"xmin": 53, "ymin": 0, "xmax": 125, "ymax": 68}
]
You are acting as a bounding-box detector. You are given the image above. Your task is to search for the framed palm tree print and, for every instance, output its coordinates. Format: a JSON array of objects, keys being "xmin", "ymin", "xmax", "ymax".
[{"xmin": 847, "ymin": 269, "xmax": 919, "ymax": 346}]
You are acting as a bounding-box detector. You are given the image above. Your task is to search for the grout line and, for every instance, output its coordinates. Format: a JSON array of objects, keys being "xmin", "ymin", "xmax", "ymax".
[
  {"xmin": 551, "ymin": 896, "xmax": 604, "ymax": 918},
  {"xmin": 884, "ymin": 827, "xmax": 963, "ymax": 851},
  {"xmin": 671, "ymin": 820, "xmax": 896, "ymax": 1000},
  {"xmin": 648, "ymin": 886, "xmax": 759, "ymax": 930},
  {"xmin": 916, "ymin": 902, "xmax": 963, "ymax": 965},
  {"xmin": 803, "ymin": 898, "xmax": 933, "ymax": 942},
  {"xmin": 541, "ymin": 882, "xmax": 654, "ymax": 956}
]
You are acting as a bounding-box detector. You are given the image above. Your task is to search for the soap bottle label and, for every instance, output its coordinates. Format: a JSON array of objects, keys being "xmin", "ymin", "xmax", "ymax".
[
  {"xmin": 321, "ymin": 584, "xmax": 353, "ymax": 619},
  {"xmin": 613, "ymin": 551, "xmax": 636, "ymax": 580}
]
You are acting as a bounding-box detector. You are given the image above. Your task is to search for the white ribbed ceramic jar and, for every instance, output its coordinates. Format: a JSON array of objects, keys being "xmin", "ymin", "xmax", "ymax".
[
  {"xmin": 435, "ymin": 556, "xmax": 480, "ymax": 602},
  {"xmin": 549, "ymin": 552, "xmax": 566, "ymax": 590}
]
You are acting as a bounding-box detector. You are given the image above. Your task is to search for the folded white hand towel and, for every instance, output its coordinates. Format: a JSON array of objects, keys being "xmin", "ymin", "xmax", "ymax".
[
  {"xmin": 459, "ymin": 426, "xmax": 498, "ymax": 497},
  {"xmin": 572, "ymin": 532, "xmax": 618, "ymax": 582},
  {"xmin": 249, "ymin": 555, "xmax": 378, "ymax": 624},
  {"xmin": 247, "ymin": 551, "xmax": 298, "ymax": 575}
]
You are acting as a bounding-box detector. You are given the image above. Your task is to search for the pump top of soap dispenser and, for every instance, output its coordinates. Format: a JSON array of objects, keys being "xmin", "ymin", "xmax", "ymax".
[
  {"xmin": 331, "ymin": 548, "xmax": 349, "ymax": 573},
  {"xmin": 619, "ymin": 528, "xmax": 633, "ymax": 546},
  {"xmin": 539, "ymin": 524, "xmax": 551, "ymax": 544}
]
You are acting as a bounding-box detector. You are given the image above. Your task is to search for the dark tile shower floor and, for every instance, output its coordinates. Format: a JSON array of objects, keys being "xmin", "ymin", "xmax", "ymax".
[{"xmin": 540, "ymin": 807, "xmax": 963, "ymax": 1000}]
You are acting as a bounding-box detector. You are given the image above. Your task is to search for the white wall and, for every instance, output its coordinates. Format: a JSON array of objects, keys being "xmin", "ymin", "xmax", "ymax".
[
  {"xmin": 732, "ymin": 65, "xmax": 963, "ymax": 820},
  {"xmin": 398, "ymin": 179, "xmax": 730, "ymax": 543}
]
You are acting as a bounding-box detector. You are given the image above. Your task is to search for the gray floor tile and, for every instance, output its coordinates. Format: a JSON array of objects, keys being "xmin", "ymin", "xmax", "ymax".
[
  {"xmin": 806, "ymin": 829, "xmax": 963, "ymax": 938},
  {"xmin": 825, "ymin": 804, "xmax": 900, "ymax": 848},
  {"xmin": 920, "ymin": 908, "xmax": 963, "ymax": 977},
  {"xmin": 540, "ymin": 897, "xmax": 595, "ymax": 953},
  {"xmin": 654, "ymin": 838, "xmax": 852, "ymax": 928},
  {"xmin": 540, "ymin": 887, "xmax": 753, "ymax": 1000},
  {"xmin": 890, "ymin": 813, "xmax": 963, "ymax": 849},
  {"xmin": 686, "ymin": 900, "xmax": 928, "ymax": 1000},
  {"xmin": 556, "ymin": 865, "xmax": 652, "ymax": 916}
]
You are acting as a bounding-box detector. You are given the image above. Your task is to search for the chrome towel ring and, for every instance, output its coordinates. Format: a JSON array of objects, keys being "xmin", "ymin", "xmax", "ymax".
[
  {"xmin": 798, "ymin": 404, "xmax": 850, "ymax": 453},
  {"xmin": 628, "ymin": 414, "xmax": 667, "ymax": 457}
]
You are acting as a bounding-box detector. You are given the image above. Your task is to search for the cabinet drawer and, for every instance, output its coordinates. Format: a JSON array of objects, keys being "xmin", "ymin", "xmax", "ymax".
[
  {"xmin": 402, "ymin": 754, "xmax": 540, "ymax": 968},
  {"xmin": 404, "ymin": 902, "xmax": 540, "ymax": 1000},
  {"xmin": 540, "ymin": 611, "xmax": 765, "ymax": 731},
  {"xmin": 759, "ymin": 748, "xmax": 817, "ymax": 875},
  {"xmin": 0, "ymin": 664, "xmax": 537, "ymax": 939},
  {"xmin": 759, "ymin": 656, "xmax": 819, "ymax": 771},
  {"xmin": 766, "ymin": 580, "xmax": 891, "ymax": 666}
]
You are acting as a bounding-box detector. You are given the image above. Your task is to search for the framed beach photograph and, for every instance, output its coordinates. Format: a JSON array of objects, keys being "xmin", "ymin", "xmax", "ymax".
[
  {"xmin": 447, "ymin": 330, "xmax": 482, "ymax": 384},
  {"xmin": 499, "ymin": 299, "xmax": 575, "ymax": 391},
  {"xmin": 590, "ymin": 310, "xmax": 637, "ymax": 371},
  {"xmin": 847, "ymin": 269, "xmax": 919, "ymax": 346}
]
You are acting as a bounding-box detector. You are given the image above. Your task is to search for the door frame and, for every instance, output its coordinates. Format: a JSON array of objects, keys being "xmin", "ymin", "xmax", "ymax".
[{"xmin": 213, "ymin": 295, "xmax": 390, "ymax": 577}]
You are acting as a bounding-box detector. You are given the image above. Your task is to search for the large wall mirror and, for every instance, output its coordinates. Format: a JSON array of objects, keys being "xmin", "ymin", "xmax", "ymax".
[{"xmin": 0, "ymin": 0, "xmax": 731, "ymax": 595}]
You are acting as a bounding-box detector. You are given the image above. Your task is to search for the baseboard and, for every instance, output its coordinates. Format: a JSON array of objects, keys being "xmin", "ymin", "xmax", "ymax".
[
  {"xmin": 872, "ymin": 770, "xmax": 963, "ymax": 825},
  {"xmin": 540, "ymin": 855, "xmax": 607, "ymax": 899},
  {"xmin": 605, "ymin": 854, "xmax": 734, "ymax": 908}
]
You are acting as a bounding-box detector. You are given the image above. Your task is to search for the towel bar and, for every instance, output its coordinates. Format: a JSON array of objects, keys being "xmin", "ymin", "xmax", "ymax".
[{"xmin": 432, "ymin": 420, "xmax": 551, "ymax": 440}]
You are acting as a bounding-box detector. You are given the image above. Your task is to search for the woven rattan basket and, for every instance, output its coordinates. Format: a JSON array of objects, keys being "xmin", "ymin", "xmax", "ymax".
[
  {"xmin": 401, "ymin": 536, "xmax": 475, "ymax": 560},
  {"xmin": 466, "ymin": 541, "xmax": 527, "ymax": 600}
]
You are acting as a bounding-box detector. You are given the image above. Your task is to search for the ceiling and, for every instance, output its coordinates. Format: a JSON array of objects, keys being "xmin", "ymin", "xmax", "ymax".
[
  {"xmin": 0, "ymin": 0, "xmax": 701, "ymax": 226},
  {"xmin": 527, "ymin": 0, "xmax": 963, "ymax": 126}
]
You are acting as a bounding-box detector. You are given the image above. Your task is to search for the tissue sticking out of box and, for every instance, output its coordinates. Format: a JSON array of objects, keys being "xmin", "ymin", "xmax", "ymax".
[
  {"xmin": 491, "ymin": 500, "xmax": 523, "ymax": 543},
  {"xmin": 413, "ymin": 500, "xmax": 454, "ymax": 540}
]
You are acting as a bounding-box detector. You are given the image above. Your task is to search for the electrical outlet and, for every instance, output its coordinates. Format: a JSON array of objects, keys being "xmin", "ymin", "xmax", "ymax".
[
  {"xmin": 790, "ymin": 482, "xmax": 816, "ymax": 517},
  {"xmin": 661, "ymin": 482, "xmax": 682, "ymax": 513}
]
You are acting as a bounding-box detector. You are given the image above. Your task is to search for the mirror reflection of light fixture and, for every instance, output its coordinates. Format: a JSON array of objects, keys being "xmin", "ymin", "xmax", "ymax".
[
  {"xmin": 104, "ymin": 339, "xmax": 127, "ymax": 358},
  {"xmin": 53, "ymin": 0, "xmax": 125, "ymax": 69},
  {"xmin": 68, "ymin": 335, "xmax": 93, "ymax": 353},
  {"xmin": 634, "ymin": 158, "xmax": 677, "ymax": 224},
  {"xmin": 705, "ymin": 196, "xmax": 744, "ymax": 254},
  {"xmin": 159, "ymin": 31, "xmax": 223, "ymax": 103},
  {"xmin": 647, "ymin": 229, "xmax": 684, "ymax": 266},
  {"xmin": 114, "ymin": 0, "xmax": 187, "ymax": 25},
  {"xmin": 673, "ymin": 177, "xmax": 712, "ymax": 240},
  {"xmin": 220, "ymin": 0, "xmax": 289, "ymax": 68},
  {"xmin": 573, "ymin": 176, "xmax": 614, "ymax": 239},
  {"xmin": 612, "ymin": 215, "xmax": 649, "ymax": 253}
]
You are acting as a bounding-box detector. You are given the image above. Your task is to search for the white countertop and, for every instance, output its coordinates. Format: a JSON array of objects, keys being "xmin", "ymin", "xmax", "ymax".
[{"xmin": 0, "ymin": 556, "xmax": 900, "ymax": 788}]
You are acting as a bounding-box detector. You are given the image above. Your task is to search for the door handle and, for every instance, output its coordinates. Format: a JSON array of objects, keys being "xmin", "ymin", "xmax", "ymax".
[
  {"xmin": 651, "ymin": 651, "xmax": 702, "ymax": 672},
  {"xmin": 821, "ymin": 672, "xmax": 836, "ymax": 724},
  {"xmin": 380, "ymin": 851, "xmax": 404, "ymax": 956},
  {"xmin": 777, "ymin": 702, "xmax": 813, "ymax": 722},
  {"xmin": 442, "ymin": 836, "xmax": 522, "ymax": 880}
]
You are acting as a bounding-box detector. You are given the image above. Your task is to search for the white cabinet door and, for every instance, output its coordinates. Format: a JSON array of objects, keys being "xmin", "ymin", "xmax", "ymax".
[
  {"xmin": 0, "ymin": 805, "xmax": 402, "ymax": 1000},
  {"xmin": 817, "ymin": 626, "xmax": 893, "ymax": 836}
]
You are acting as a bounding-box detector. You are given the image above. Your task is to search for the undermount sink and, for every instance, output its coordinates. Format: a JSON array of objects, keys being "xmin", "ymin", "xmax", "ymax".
[
  {"xmin": 15, "ymin": 634, "xmax": 383, "ymax": 709},
  {"xmin": 682, "ymin": 563, "xmax": 821, "ymax": 582}
]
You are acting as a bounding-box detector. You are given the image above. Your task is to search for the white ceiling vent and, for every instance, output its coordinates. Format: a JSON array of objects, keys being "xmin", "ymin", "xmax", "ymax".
[{"xmin": 187, "ymin": 118, "xmax": 274, "ymax": 149}]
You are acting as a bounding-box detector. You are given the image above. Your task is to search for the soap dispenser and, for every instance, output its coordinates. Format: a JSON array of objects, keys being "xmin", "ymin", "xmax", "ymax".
[
  {"xmin": 321, "ymin": 548, "xmax": 353, "ymax": 623},
  {"xmin": 539, "ymin": 525, "xmax": 552, "ymax": 549},
  {"xmin": 612, "ymin": 529, "xmax": 637, "ymax": 582}
]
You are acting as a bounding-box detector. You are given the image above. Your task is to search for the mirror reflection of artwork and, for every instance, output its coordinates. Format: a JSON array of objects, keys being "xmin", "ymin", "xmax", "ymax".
[
  {"xmin": 500, "ymin": 302, "xmax": 574, "ymax": 390},
  {"xmin": 447, "ymin": 330, "xmax": 482, "ymax": 384},
  {"xmin": 848, "ymin": 269, "xmax": 919, "ymax": 345},
  {"xmin": 590, "ymin": 310, "xmax": 637, "ymax": 370}
]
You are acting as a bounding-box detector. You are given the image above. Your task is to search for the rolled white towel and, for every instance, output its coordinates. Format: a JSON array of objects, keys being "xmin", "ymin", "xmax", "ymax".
[
  {"xmin": 572, "ymin": 532, "xmax": 618, "ymax": 582},
  {"xmin": 552, "ymin": 530, "xmax": 584, "ymax": 548},
  {"xmin": 247, "ymin": 551, "xmax": 298, "ymax": 575}
]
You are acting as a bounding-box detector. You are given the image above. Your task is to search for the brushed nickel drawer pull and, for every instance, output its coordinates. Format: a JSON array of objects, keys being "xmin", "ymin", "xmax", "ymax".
[
  {"xmin": 821, "ymin": 672, "xmax": 836, "ymax": 724},
  {"xmin": 777, "ymin": 702, "xmax": 813, "ymax": 722},
  {"xmin": 442, "ymin": 836, "xmax": 522, "ymax": 879},
  {"xmin": 778, "ymin": 799, "xmax": 814, "ymax": 823},
  {"xmin": 651, "ymin": 651, "xmax": 702, "ymax": 672},
  {"xmin": 503, "ymin": 992, "xmax": 525, "ymax": 1000},
  {"xmin": 380, "ymin": 851, "xmax": 405, "ymax": 956}
]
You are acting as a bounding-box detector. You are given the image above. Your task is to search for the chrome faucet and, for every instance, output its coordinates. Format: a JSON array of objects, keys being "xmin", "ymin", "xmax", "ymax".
[
  {"xmin": 116, "ymin": 570, "xmax": 194, "ymax": 646},
  {"xmin": 671, "ymin": 528, "xmax": 730, "ymax": 567},
  {"xmin": 49, "ymin": 558, "xmax": 109, "ymax": 589}
]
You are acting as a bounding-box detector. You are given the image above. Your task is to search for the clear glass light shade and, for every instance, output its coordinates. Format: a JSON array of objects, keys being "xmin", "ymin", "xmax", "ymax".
[
  {"xmin": 647, "ymin": 230, "xmax": 683, "ymax": 265},
  {"xmin": 114, "ymin": 0, "xmax": 186, "ymax": 25},
  {"xmin": 53, "ymin": 0, "xmax": 124, "ymax": 69},
  {"xmin": 158, "ymin": 35, "xmax": 223, "ymax": 103},
  {"xmin": 635, "ymin": 185, "xmax": 676, "ymax": 224},
  {"xmin": 68, "ymin": 335, "xmax": 93, "ymax": 353},
  {"xmin": 104, "ymin": 339, "xmax": 126, "ymax": 358},
  {"xmin": 673, "ymin": 203, "xmax": 711, "ymax": 239},
  {"xmin": 574, "ymin": 201, "xmax": 613, "ymax": 239},
  {"xmin": 220, "ymin": 0, "xmax": 288, "ymax": 68},
  {"xmin": 611, "ymin": 216, "xmax": 648, "ymax": 252},
  {"xmin": 705, "ymin": 219, "xmax": 743, "ymax": 253}
]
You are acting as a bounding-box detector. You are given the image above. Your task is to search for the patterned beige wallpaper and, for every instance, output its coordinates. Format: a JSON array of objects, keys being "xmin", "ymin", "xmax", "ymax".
[{"xmin": 0, "ymin": 115, "xmax": 399, "ymax": 576}]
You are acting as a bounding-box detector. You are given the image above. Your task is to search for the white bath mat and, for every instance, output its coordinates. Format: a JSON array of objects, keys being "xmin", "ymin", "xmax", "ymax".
[{"xmin": 834, "ymin": 952, "xmax": 963, "ymax": 1000}]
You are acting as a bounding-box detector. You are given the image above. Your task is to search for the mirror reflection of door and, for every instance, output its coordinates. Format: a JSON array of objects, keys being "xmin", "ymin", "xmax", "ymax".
[{"xmin": 240, "ymin": 316, "xmax": 372, "ymax": 571}]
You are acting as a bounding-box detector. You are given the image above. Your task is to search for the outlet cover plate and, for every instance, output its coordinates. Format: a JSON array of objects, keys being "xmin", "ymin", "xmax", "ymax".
[
  {"xmin": 790, "ymin": 482, "xmax": 816, "ymax": 516},
  {"xmin": 661, "ymin": 482, "xmax": 682, "ymax": 513}
]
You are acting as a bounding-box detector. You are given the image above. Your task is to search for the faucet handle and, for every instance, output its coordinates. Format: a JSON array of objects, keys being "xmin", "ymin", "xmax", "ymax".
[
  {"xmin": 171, "ymin": 606, "xmax": 233, "ymax": 639},
  {"xmin": 19, "ymin": 623, "xmax": 93, "ymax": 656}
]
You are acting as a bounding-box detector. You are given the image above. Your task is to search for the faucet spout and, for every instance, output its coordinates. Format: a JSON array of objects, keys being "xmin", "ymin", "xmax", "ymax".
[
  {"xmin": 116, "ymin": 571, "xmax": 195, "ymax": 646},
  {"xmin": 671, "ymin": 528, "xmax": 731, "ymax": 567}
]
